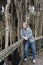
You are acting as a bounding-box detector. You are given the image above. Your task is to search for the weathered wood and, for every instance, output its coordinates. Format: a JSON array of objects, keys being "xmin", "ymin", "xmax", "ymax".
[
  {"xmin": 0, "ymin": 39, "xmax": 23, "ymax": 62},
  {"xmin": 19, "ymin": 42, "xmax": 24, "ymax": 65},
  {"xmin": 0, "ymin": 36, "xmax": 43, "ymax": 63},
  {"xmin": 34, "ymin": 36, "xmax": 43, "ymax": 41}
]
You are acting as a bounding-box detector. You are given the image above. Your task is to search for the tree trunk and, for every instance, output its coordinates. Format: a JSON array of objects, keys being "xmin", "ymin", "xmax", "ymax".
[{"xmin": 5, "ymin": 3, "xmax": 10, "ymax": 48}]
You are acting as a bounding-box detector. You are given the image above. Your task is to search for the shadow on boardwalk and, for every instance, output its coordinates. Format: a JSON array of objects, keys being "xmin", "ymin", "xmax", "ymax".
[{"xmin": 22, "ymin": 52, "xmax": 43, "ymax": 65}]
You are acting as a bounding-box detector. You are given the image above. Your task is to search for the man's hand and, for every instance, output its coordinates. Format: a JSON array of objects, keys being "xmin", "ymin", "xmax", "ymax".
[{"xmin": 24, "ymin": 37, "xmax": 28, "ymax": 40}]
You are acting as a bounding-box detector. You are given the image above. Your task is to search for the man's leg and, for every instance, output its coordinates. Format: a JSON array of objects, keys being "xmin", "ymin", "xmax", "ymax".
[
  {"xmin": 30, "ymin": 42, "xmax": 36, "ymax": 59},
  {"xmin": 24, "ymin": 40, "xmax": 29, "ymax": 59}
]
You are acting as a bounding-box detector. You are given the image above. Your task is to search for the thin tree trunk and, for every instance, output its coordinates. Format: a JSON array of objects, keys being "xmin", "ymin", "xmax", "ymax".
[
  {"xmin": 5, "ymin": 3, "xmax": 10, "ymax": 48},
  {"xmin": 4, "ymin": 1, "xmax": 11, "ymax": 65},
  {"xmin": 14, "ymin": 0, "xmax": 21, "ymax": 40}
]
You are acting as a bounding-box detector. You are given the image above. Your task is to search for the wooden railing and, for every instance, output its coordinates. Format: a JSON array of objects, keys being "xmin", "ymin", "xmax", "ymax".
[{"xmin": 0, "ymin": 36, "xmax": 43, "ymax": 65}]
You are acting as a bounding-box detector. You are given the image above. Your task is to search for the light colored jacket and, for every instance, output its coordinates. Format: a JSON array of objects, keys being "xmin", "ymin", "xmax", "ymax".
[{"xmin": 20, "ymin": 27, "xmax": 34, "ymax": 43}]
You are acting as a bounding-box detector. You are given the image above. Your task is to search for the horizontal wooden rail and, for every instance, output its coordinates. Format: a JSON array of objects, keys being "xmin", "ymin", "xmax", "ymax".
[
  {"xmin": 0, "ymin": 36, "xmax": 43, "ymax": 62},
  {"xmin": 34, "ymin": 36, "xmax": 43, "ymax": 41},
  {"xmin": 0, "ymin": 39, "xmax": 23, "ymax": 62}
]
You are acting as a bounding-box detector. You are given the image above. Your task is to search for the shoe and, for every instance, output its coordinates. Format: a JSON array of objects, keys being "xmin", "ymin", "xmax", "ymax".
[
  {"xmin": 24, "ymin": 58, "xmax": 28, "ymax": 61},
  {"xmin": 3, "ymin": 62, "xmax": 6, "ymax": 65},
  {"xmin": 33, "ymin": 59, "xmax": 36, "ymax": 63}
]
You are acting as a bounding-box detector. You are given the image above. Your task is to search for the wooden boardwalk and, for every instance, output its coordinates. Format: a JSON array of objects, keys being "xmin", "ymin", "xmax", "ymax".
[{"xmin": 22, "ymin": 51, "xmax": 43, "ymax": 65}]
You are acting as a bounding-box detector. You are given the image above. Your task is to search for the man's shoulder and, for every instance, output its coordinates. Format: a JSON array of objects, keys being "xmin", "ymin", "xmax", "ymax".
[
  {"xmin": 21, "ymin": 28, "xmax": 23, "ymax": 31},
  {"xmin": 27, "ymin": 27, "xmax": 32, "ymax": 32},
  {"xmin": 27, "ymin": 27, "xmax": 31, "ymax": 30},
  {"xmin": 21, "ymin": 28, "xmax": 24, "ymax": 32}
]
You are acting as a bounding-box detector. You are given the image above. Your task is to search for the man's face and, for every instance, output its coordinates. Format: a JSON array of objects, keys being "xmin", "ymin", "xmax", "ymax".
[{"xmin": 23, "ymin": 23, "xmax": 27, "ymax": 29}]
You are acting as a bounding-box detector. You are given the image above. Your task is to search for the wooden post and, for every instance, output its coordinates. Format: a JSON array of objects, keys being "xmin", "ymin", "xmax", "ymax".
[
  {"xmin": 21, "ymin": 42, "xmax": 24, "ymax": 59},
  {"xmin": 19, "ymin": 41, "xmax": 24, "ymax": 65}
]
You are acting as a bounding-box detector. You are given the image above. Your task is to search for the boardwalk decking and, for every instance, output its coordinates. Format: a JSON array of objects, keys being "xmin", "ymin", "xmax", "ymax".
[{"xmin": 22, "ymin": 51, "xmax": 43, "ymax": 65}]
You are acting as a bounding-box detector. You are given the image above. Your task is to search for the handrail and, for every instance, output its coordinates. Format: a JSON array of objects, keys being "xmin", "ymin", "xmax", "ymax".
[
  {"xmin": 0, "ymin": 36, "xmax": 43, "ymax": 62},
  {"xmin": 0, "ymin": 39, "xmax": 23, "ymax": 62},
  {"xmin": 34, "ymin": 36, "xmax": 43, "ymax": 41}
]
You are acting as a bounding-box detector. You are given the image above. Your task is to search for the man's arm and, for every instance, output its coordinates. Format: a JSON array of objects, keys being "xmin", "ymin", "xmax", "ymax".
[
  {"xmin": 20, "ymin": 30, "xmax": 28, "ymax": 40},
  {"xmin": 27, "ymin": 28, "xmax": 33, "ymax": 39},
  {"xmin": 20, "ymin": 30, "xmax": 25, "ymax": 39}
]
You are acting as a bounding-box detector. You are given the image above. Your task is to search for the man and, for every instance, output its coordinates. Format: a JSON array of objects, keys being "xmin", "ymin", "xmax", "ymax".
[{"xmin": 20, "ymin": 22, "xmax": 36, "ymax": 63}]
